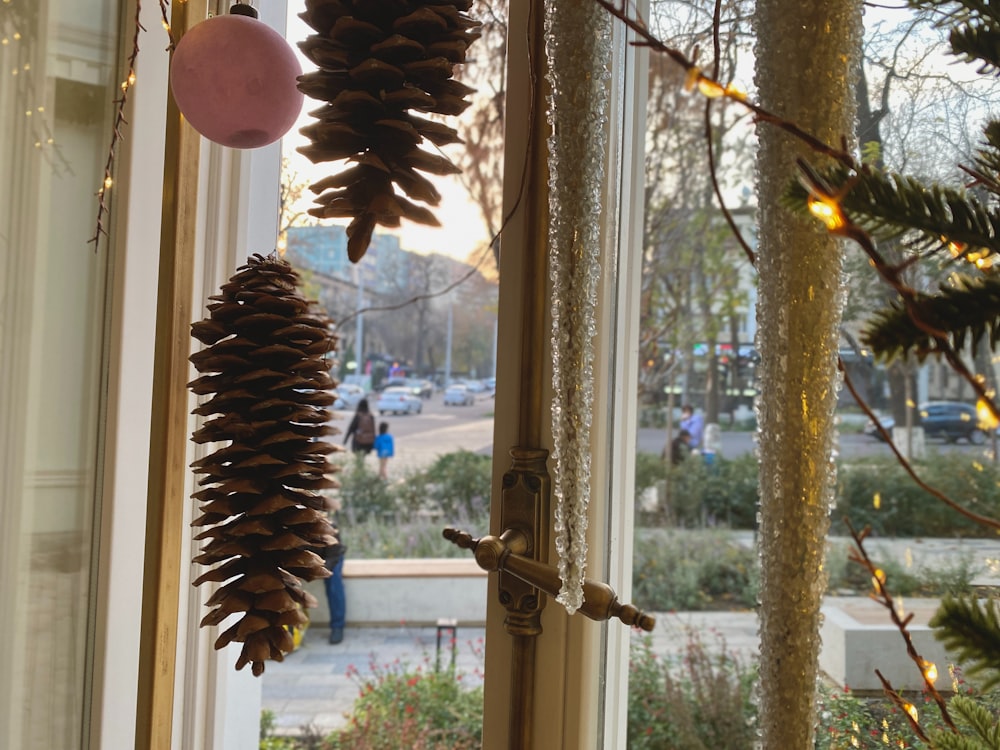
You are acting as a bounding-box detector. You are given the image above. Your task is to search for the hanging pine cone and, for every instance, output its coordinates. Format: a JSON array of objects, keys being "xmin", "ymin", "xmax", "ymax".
[
  {"xmin": 189, "ymin": 253, "xmax": 341, "ymax": 676},
  {"xmin": 296, "ymin": 0, "xmax": 481, "ymax": 262}
]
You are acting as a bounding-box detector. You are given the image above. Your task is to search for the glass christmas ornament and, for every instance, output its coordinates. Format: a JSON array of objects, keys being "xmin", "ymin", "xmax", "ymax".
[{"xmin": 169, "ymin": 4, "xmax": 303, "ymax": 149}]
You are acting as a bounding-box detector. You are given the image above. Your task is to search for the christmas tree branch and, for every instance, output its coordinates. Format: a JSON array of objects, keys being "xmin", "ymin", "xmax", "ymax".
[
  {"xmin": 794, "ymin": 162, "xmax": 1000, "ymax": 427},
  {"xmin": 786, "ymin": 163, "xmax": 1000, "ymax": 258},
  {"xmin": 861, "ymin": 278, "xmax": 1000, "ymax": 363},
  {"xmin": 930, "ymin": 595, "xmax": 1000, "ymax": 692},
  {"xmin": 910, "ymin": 0, "xmax": 1000, "ymax": 74}
]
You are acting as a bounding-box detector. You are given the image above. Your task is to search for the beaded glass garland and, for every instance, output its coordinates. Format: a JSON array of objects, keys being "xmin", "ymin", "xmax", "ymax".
[
  {"xmin": 544, "ymin": 0, "xmax": 611, "ymax": 613},
  {"xmin": 752, "ymin": 0, "xmax": 860, "ymax": 745}
]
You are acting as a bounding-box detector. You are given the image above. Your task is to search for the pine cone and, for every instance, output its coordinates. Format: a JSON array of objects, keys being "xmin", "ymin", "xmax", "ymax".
[
  {"xmin": 189, "ymin": 254, "xmax": 342, "ymax": 676},
  {"xmin": 296, "ymin": 0, "xmax": 480, "ymax": 262}
]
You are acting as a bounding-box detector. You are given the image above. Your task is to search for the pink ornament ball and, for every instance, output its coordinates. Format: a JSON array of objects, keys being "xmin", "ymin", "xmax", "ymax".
[{"xmin": 169, "ymin": 13, "xmax": 303, "ymax": 149}]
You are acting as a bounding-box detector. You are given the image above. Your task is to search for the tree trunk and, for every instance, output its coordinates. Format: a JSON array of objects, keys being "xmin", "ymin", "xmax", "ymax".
[{"xmin": 754, "ymin": 1, "xmax": 861, "ymax": 746}]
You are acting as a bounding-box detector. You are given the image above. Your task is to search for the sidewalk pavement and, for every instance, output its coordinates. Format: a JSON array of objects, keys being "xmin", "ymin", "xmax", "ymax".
[{"xmin": 391, "ymin": 417, "xmax": 494, "ymax": 474}]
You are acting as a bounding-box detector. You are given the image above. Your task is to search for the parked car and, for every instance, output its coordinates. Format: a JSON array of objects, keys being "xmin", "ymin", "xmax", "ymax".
[
  {"xmin": 462, "ymin": 379, "xmax": 486, "ymax": 393},
  {"xmin": 375, "ymin": 386, "xmax": 423, "ymax": 415},
  {"xmin": 379, "ymin": 377, "xmax": 409, "ymax": 392},
  {"xmin": 405, "ymin": 377, "xmax": 434, "ymax": 399},
  {"xmin": 443, "ymin": 383, "xmax": 475, "ymax": 406},
  {"xmin": 863, "ymin": 401, "xmax": 989, "ymax": 444},
  {"xmin": 333, "ymin": 383, "xmax": 366, "ymax": 410}
]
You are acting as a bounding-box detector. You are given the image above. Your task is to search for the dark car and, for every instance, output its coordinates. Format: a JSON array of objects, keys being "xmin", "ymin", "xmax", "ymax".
[
  {"xmin": 405, "ymin": 377, "xmax": 434, "ymax": 399},
  {"xmin": 863, "ymin": 401, "xmax": 989, "ymax": 445}
]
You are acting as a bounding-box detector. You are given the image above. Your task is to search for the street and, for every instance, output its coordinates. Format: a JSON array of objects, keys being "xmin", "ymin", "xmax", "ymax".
[
  {"xmin": 331, "ymin": 393, "xmax": 990, "ymax": 475},
  {"xmin": 635, "ymin": 426, "xmax": 991, "ymax": 460},
  {"xmin": 329, "ymin": 391, "xmax": 496, "ymax": 474}
]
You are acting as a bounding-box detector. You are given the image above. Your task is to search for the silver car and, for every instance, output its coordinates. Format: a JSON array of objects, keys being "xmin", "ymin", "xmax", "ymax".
[
  {"xmin": 443, "ymin": 384, "xmax": 475, "ymax": 406},
  {"xmin": 376, "ymin": 386, "xmax": 423, "ymax": 415},
  {"xmin": 333, "ymin": 383, "xmax": 366, "ymax": 410}
]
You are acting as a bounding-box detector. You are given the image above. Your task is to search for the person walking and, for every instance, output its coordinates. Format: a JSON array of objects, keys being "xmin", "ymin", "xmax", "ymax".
[
  {"xmin": 374, "ymin": 421, "xmax": 394, "ymax": 480},
  {"xmin": 344, "ymin": 398, "xmax": 376, "ymax": 455}
]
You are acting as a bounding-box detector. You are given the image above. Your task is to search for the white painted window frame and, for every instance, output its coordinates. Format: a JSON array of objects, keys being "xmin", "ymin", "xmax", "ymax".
[{"xmin": 91, "ymin": 2, "xmax": 287, "ymax": 748}]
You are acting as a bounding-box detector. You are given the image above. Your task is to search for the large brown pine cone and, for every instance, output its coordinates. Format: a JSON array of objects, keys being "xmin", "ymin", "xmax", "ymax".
[
  {"xmin": 189, "ymin": 254, "xmax": 342, "ymax": 676},
  {"xmin": 296, "ymin": 0, "xmax": 480, "ymax": 262}
]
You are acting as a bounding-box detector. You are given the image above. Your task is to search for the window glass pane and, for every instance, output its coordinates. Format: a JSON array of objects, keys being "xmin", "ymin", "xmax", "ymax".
[
  {"xmin": 260, "ymin": 3, "xmax": 504, "ymax": 738},
  {"xmin": 0, "ymin": 0, "xmax": 118, "ymax": 746}
]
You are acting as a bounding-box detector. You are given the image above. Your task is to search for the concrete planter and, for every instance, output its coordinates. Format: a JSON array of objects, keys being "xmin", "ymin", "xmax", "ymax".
[
  {"xmin": 820, "ymin": 597, "xmax": 956, "ymax": 693},
  {"xmin": 304, "ymin": 557, "xmax": 488, "ymax": 627}
]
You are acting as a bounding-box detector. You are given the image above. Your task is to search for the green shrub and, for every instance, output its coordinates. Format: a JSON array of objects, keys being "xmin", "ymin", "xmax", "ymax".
[
  {"xmin": 324, "ymin": 658, "xmax": 483, "ymax": 750},
  {"xmin": 834, "ymin": 454, "xmax": 1000, "ymax": 538},
  {"xmin": 632, "ymin": 530, "xmax": 758, "ymax": 611},
  {"xmin": 420, "ymin": 450, "xmax": 493, "ymax": 518},
  {"xmin": 344, "ymin": 513, "xmax": 489, "ymax": 559},
  {"xmin": 824, "ymin": 539, "xmax": 978, "ymax": 598},
  {"xmin": 335, "ymin": 457, "xmax": 398, "ymax": 522},
  {"xmin": 334, "ymin": 450, "xmax": 492, "ymax": 525},
  {"xmin": 627, "ymin": 632, "xmax": 757, "ymax": 749},
  {"xmin": 642, "ymin": 454, "xmax": 760, "ymax": 529},
  {"xmin": 634, "ymin": 451, "xmax": 669, "ymax": 497},
  {"xmin": 259, "ymin": 710, "xmax": 299, "ymax": 750}
]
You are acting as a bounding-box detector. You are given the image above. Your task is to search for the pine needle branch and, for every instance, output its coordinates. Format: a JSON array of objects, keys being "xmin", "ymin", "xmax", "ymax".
[
  {"xmin": 951, "ymin": 21, "xmax": 1000, "ymax": 74},
  {"xmin": 910, "ymin": 0, "xmax": 1000, "ymax": 73},
  {"xmin": 967, "ymin": 122, "xmax": 1000, "ymax": 196},
  {"xmin": 860, "ymin": 275, "xmax": 1000, "ymax": 362},
  {"xmin": 935, "ymin": 695, "xmax": 1000, "ymax": 749},
  {"xmin": 785, "ymin": 164, "xmax": 1000, "ymax": 258},
  {"xmin": 791, "ymin": 162, "xmax": 1000, "ymax": 426},
  {"xmin": 929, "ymin": 728, "xmax": 998, "ymax": 750},
  {"xmin": 930, "ymin": 595, "xmax": 1000, "ymax": 692}
]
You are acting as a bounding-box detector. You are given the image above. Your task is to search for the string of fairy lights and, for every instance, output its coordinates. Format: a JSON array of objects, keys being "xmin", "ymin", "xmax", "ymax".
[
  {"xmin": 91, "ymin": 0, "xmax": 173, "ymax": 247},
  {"xmin": 1, "ymin": 0, "xmax": 74, "ymax": 176}
]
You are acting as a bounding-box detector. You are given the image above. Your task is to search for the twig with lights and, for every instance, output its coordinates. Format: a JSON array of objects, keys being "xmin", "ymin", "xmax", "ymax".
[
  {"xmin": 840, "ymin": 361, "xmax": 1000, "ymax": 530},
  {"xmin": 846, "ymin": 520, "xmax": 959, "ymax": 740},
  {"xmin": 90, "ymin": 0, "xmax": 172, "ymax": 249}
]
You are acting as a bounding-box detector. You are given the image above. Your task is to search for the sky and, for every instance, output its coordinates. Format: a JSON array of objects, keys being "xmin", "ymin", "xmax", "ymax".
[{"xmin": 280, "ymin": 7, "xmax": 491, "ymax": 262}]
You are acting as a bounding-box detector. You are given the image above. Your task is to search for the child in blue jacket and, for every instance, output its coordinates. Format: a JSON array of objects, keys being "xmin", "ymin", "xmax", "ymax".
[{"xmin": 374, "ymin": 422, "xmax": 394, "ymax": 479}]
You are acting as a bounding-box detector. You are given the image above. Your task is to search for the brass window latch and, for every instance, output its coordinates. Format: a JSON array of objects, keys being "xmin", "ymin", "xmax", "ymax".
[
  {"xmin": 444, "ymin": 526, "xmax": 655, "ymax": 632},
  {"xmin": 442, "ymin": 446, "xmax": 653, "ymax": 633}
]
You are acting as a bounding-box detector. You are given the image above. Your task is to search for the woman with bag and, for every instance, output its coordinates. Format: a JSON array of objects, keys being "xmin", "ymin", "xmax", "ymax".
[{"xmin": 344, "ymin": 398, "xmax": 376, "ymax": 455}]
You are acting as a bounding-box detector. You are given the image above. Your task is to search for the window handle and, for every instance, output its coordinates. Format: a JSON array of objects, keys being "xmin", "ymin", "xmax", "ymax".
[{"xmin": 443, "ymin": 526, "xmax": 655, "ymax": 632}]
